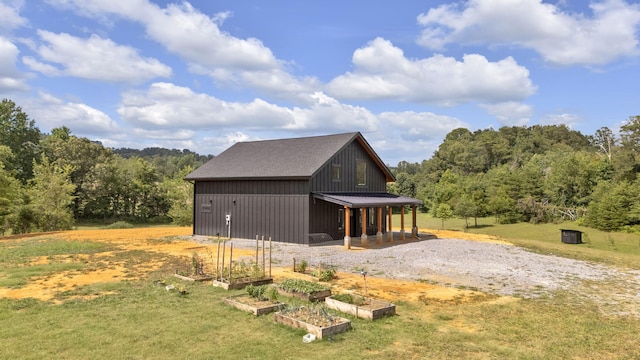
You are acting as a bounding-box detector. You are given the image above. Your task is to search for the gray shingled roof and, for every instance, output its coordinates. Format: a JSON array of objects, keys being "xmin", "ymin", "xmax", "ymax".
[{"xmin": 185, "ymin": 132, "xmax": 391, "ymax": 180}]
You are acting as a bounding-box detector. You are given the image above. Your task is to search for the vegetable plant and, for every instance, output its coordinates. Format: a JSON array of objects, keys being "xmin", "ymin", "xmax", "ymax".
[{"xmin": 279, "ymin": 278, "xmax": 329, "ymax": 294}]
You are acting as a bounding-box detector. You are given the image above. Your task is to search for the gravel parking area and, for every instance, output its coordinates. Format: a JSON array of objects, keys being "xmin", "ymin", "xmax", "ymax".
[{"xmin": 221, "ymin": 235, "xmax": 640, "ymax": 316}]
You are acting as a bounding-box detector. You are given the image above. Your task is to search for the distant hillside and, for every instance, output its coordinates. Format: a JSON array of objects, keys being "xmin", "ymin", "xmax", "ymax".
[{"xmin": 113, "ymin": 147, "xmax": 213, "ymax": 162}]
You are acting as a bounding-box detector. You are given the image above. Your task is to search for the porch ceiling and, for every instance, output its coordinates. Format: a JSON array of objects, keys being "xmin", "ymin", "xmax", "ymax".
[{"xmin": 313, "ymin": 192, "xmax": 422, "ymax": 208}]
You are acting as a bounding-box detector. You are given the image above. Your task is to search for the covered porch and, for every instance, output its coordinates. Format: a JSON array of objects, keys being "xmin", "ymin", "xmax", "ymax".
[{"xmin": 312, "ymin": 192, "xmax": 423, "ymax": 249}]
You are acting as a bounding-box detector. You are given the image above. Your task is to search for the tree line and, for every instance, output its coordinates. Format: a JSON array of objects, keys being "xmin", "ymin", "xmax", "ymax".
[
  {"xmin": 388, "ymin": 118, "xmax": 640, "ymax": 232},
  {"xmin": 3, "ymin": 96, "xmax": 639, "ymax": 235},
  {"xmin": 0, "ymin": 99, "xmax": 212, "ymax": 234}
]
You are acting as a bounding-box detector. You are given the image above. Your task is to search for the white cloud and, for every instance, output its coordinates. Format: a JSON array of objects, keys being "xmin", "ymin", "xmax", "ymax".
[
  {"xmin": 326, "ymin": 38, "xmax": 536, "ymax": 105},
  {"xmin": 287, "ymin": 92, "xmax": 378, "ymax": 132},
  {"xmin": 23, "ymin": 30, "xmax": 171, "ymax": 83},
  {"xmin": 378, "ymin": 111, "xmax": 469, "ymax": 141},
  {"xmin": 539, "ymin": 113, "xmax": 581, "ymax": 127},
  {"xmin": 119, "ymin": 83, "xmax": 380, "ymax": 133},
  {"xmin": 480, "ymin": 101, "xmax": 533, "ymax": 126},
  {"xmin": 23, "ymin": 92, "xmax": 120, "ymax": 135},
  {"xmin": 364, "ymin": 111, "xmax": 469, "ymax": 165},
  {"xmin": 0, "ymin": 1, "xmax": 27, "ymax": 33},
  {"xmin": 143, "ymin": 3, "xmax": 278, "ymax": 71},
  {"xmin": 50, "ymin": 0, "xmax": 279, "ymax": 70},
  {"xmin": 119, "ymin": 82, "xmax": 295, "ymax": 129},
  {"xmin": 417, "ymin": 0, "xmax": 640, "ymax": 66},
  {"xmin": 47, "ymin": 0, "xmax": 321, "ymax": 102},
  {"xmin": 0, "ymin": 36, "xmax": 28, "ymax": 92}
]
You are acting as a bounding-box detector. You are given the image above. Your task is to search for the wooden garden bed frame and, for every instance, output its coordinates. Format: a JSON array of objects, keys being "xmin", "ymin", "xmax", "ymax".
[
  {"xmin": 274, "ymin": 312, "xmax": 350, "ymax": 339},
  {"xmin": 325, "ymin": 295, "xmax": 395, "ymax": 320},
  {"xmin": 222, "ymin": 294, "xmax": 284, "ymax": 316}
]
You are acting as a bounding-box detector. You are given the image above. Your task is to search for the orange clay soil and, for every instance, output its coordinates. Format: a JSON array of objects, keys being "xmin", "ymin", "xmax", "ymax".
[{"xmin": 0, "ymin": 227, "xmax": 511, "ymax": 304}]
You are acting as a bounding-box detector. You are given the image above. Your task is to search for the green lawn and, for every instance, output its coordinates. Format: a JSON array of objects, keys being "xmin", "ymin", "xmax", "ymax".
[
  {"xmin": 1, "ymin": 276, "xmax": 638, "ymax": 360},
  {"xmin": 1, "ymin": 228, "xmax": 640, "ymax": 359}
]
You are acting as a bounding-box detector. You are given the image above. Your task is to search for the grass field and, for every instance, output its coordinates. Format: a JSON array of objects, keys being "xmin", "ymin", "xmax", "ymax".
[
  {"xmin": 1, "ymin": 225, "xmax": 640, "ymax": 359},
  {"xmin": 416, "ymin": 214, "xmax": 640, "ymax": 269}
]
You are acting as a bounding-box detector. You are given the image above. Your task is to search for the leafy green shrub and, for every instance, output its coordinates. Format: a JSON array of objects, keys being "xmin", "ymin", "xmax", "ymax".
[
  {"xmin": 332, "ymin": 293, "xmax": 367, "ymax": 306},
  {"xmin": 190, "ymin": 252, "xmax": 205, "ymax": 276},
  {"xmin": 279, "ymin": 278, "xmax": 329, "ymax": 294},
  {"xmin": 104, "ymin": 221, "xmax": 134, "ymax": 229},
  {"xmin": 246, "ymin": 284, "xmax": 267, "ymax": 300},
  {"xmin": 264, "ymin": 286, "xmax": 278, "ymax": 302},
  {"xmin": 311, "ymin": 265, "xmax": 336, "ymax": 281},
  {"xmin": 245, "ymin": 285, "xmax": 278, "ymax": 302},
  {"xmin": 295, "ymin": 259, "xmax": 307, "ymax": 273},
  {"xmin": 222, "ymin": 260, "xmax": 265, "ymax": 282},
  {"xmin": 332, "ymin": 293, "xmax": 353, "ymax": 304}
]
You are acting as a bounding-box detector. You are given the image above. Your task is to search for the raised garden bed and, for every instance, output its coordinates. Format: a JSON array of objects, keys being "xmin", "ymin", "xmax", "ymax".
[
  {"xmin": 325, "ymin": 294, "xmax": 396, "ymax": 320},
  {"xmin": 173, "ymin": 273, "xmax": 214, "ymax": 282},
  {"xmin": 212, "ymin": 278, "xmax": 273, "ymax": 290},
  {"xmin": 274, "ymin": 306, "xmax": 350, "ymax": 339},
  {"xmin": 223, "ymin": 294, "xmax": 284, "ymax": 316},
  {"xmin": 276, "ymin": 278, "xmax": 331, "ymax": 302}
]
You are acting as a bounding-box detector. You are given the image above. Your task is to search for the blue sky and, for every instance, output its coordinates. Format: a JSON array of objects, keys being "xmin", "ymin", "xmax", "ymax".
[{"xmin": 2, "ymin": 0, "xmax": 640, "ymax": 165}]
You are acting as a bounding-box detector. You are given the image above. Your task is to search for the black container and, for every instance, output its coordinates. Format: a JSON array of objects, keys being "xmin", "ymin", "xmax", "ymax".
[{"xmin": 561, "ymin": 229, "xmax": 582, "ymax": 244}]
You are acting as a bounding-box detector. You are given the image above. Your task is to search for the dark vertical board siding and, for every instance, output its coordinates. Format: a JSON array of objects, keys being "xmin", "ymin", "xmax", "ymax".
[
  {"xmin": 311, "ymin": 141, "xmax": 387, "ymax": 192},
  {"xmin": 195, "ymin": 180, "xmax": 308, "ymax": 195},
  {"xmin": 194, "ymin": 193, "xmax": 309, "ymax": 244}
]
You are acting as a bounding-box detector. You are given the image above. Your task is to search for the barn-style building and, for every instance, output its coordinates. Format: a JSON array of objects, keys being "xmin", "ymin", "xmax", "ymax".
[{"xmin": 184, "ymin": 132, "xmax": 422, "ymax": 247}]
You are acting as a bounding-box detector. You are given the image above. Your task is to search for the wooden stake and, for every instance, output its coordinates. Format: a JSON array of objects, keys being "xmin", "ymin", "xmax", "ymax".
[
  {"xmin": 229, "ymin": 242, "xmax": 233, "ymax": 285},
  {"xmin": 221, "ymin": 241, "xmax": 226, "ymax": 282},
  {"xmin": 262, "ymin": 235, "xmax": 266, "ymax": 276},
  {"xmin": 269, "ymin": 237, "xmax": 272, "ymax": 278},
  {"xmin": 255, "ymin": 235, "xmax": 259, "ymax": 265},
  {"xmin": 216, "ymin": 239, "xmax": 221, "ymax": 281}
]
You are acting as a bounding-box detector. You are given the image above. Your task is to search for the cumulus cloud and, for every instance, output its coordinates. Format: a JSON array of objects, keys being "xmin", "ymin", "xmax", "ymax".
[
  {"xmin": 378, "ymin": 111, "xmax": 469, "ymax": 141},
  {"xmin": 48, "ymin": 0, "xmax": 318, "ymax": 101},
  {"xmin": 539, "ymin": 113, "xmax": 581, "ymax": 127},
  {"xmin": 22, "ymin": 30, "xmax": 171, "ymax": 83},
  {"xmin": 417, "ymin": 0, "xmax": 640, "ymax": 66},
  {"xmin": 0, "ymin": 37, "xmax": 28, "ymax": 92},
  {"xmin": 479, "ymin": 101, "xmax": 533, "ymax": 126},
  {"xmin": 23, "ymin": 92, "xmax": 120, "ymax": 135},
  {"xmin": 118, "ymin": 82, "xmax": 294, "ymax": 129},
  {"xmin": 287, "ymin": 92, "xmax": 378, "ymax": 132},
  {"xmin": 362, "ymin": 111, "xmax": 469, "ymax": 165},
  {"xmin": 0, "ymin": 1, "xmax": 27, "ymax": 33},
  {"xmin": 118, "ymin": 83, "xmax": 379, "ymax": 134},
  {"xmin": 326, "ymin": 38, "xmax": 536, "ymax": 105}
]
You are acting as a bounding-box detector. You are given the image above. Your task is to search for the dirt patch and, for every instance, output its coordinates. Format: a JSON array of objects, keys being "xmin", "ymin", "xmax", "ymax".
[
  {"xmin": 1, "ymin": 227, "xmax": 486, "ymax": 305},
  {"xmin": 420, "ymin": 229, "xmax": 509, "ymax": 245}
]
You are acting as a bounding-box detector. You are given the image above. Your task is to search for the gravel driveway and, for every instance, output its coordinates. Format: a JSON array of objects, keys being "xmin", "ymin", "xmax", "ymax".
[{"xmin": 218, "ymin": 236, "xmax": 640, "ymax": 316}]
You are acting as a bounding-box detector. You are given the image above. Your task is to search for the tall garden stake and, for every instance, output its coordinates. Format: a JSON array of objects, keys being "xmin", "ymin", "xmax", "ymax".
[
  {"xmin": 216, "ymin": 240, "xmax": 221, "ymax": 281},
  {"xmin": 229, "ymin": 242, "xmax": 233, "ymax": 285},
  {"xmin": 221, "ymin": 242, "xmax": 226, "ymax": 282},
  {"xmin": 269, "ymin": 237, "xmax": 272, "ymax": 278}
]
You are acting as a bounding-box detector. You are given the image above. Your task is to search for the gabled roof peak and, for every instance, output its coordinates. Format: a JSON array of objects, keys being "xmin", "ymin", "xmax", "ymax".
[{"xmin": 184, "ymin": 132, "xmax": 393, "ymax": 181}]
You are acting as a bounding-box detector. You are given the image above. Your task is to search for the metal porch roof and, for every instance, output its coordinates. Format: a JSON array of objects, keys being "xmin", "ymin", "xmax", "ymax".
[{"xmin": 313, "ymin": 192, "xmax": 422, "ymax": 208}]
